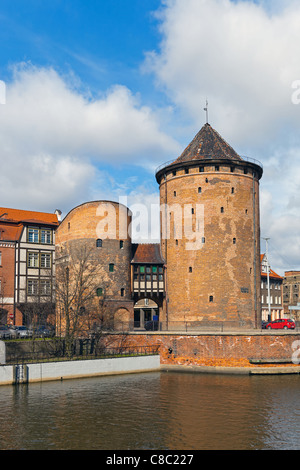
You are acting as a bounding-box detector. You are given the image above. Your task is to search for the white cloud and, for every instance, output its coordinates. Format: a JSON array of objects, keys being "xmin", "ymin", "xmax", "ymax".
[
  {"xmin": 0, "ymin": 63, "xmax": 179, "ymax": 213},
  {"xmin": 146, "ymin": 0, "xmax": 300, "ymax": 148},
  {"xmin": 144, "ymin": 0, "xmax": 300, "ymax": 272}
]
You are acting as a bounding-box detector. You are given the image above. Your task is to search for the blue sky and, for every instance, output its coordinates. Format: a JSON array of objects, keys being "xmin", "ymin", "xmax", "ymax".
[
  {"xmin": 1, "ymin": 0, "xmax": 300, "ymax": 273},
  {"xmin": 0, "ymin": 1, "xmax": 161, "ymax": 95}
]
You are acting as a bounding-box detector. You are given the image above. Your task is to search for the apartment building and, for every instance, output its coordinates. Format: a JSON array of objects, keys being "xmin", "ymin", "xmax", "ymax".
[
  {"xmin": 0, "ymin": 207, "xmax": 60, "ymax": 326},
  {"xmin": 261, "ymin": 254, "xmax": 283, "ymax": 321}
]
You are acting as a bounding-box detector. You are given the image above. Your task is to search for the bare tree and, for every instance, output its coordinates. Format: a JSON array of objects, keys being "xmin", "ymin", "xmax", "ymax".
[{"xmin": 55, "ymin": 244, "xmax": 106, "ymax": 356}]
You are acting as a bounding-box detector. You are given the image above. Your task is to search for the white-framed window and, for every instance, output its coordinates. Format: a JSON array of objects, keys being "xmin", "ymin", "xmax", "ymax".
[
  {"xmin": 40, "ymin": 279, "xmax": 51, "ymax": 296},
  {"xmin": 41, "ymin": 229, "xmax": 52, "ymax": 244},
  {"xmin": 28, "ymin": 228, "xmax": 39, "ymax": 243},
  {"xmin": 41, "ymin": 253, "xmax": 51, "ymax": 268},
  {"xmin": 28, "ymin": 252, "xmax": 39, "ymax": 268},
  {"xmin": 27, "ymin": 279, "xmax": 39, "ymax": 296}
]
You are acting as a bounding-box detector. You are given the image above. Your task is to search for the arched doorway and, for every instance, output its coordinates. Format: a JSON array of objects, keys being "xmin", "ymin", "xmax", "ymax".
[
  {"xmin": 114, "ymin": 307, "xmax": 131, "ymax": 331},
  {"xmin": 134, "ymin": 298, "xmax": 159, "ymax": 330}
]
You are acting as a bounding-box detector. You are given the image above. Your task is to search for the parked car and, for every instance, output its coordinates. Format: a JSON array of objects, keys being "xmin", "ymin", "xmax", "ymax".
[
  {"xmin": 7, "ymin": 325, "xmax": 19, "ymax": 339},
  {"xmin": 261, "ymin": 320, "xmax": 269, "ymax": 329},
  {"xmin": 15, "ymin": 326, "xmax": 32, "ymax": 338},
  {"xmin": 33, "ymin": 326, "xmax": 54, "ymax": 338},
  {"xmin": 266, "ymin": 319, "xmax": 295, "ymax": 330},
  {"xmin": 0, "ymin": 326, "xmax": 11, "ymax": 339}
]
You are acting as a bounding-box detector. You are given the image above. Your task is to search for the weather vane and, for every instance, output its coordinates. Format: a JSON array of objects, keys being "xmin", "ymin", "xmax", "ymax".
[{"xmin": 204, "ymin": 99, "xmax": 208, "ymax": 124}]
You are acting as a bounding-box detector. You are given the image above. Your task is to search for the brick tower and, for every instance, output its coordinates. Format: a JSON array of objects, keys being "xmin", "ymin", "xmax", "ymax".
[
  {"xmin": 156, "ymin": 123, "xmax": 263, "ymax": 329},
  {"xmin": 55, "ymin": 200, "xmax": 134, "ymax": 332}
]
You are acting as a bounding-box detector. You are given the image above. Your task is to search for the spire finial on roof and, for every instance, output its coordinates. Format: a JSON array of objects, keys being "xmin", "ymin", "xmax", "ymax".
[{"xmin": 204, "ymin": 99, "xmax": 209, "ymax": 124}]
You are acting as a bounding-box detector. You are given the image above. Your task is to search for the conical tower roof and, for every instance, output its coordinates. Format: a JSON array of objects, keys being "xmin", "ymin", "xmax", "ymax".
[{"xmin": 173, "ymin": 123, "xmax": 242, "ymax": 164}]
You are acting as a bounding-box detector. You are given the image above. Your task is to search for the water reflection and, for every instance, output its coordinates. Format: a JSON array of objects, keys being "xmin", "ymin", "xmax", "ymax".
[{"xmin": 0, "ymin": 372, "xmax": 299, "ymax": 450}]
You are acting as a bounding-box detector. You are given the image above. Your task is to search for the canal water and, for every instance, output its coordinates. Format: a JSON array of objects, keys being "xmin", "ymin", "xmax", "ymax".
[{"xmin": 0, "ymin": 371, "xmax": 299, "ymax": 450}]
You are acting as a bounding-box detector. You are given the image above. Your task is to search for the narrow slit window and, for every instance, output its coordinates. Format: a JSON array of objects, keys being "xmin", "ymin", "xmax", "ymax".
[
  {"xmin": 233, "ymin": 238, "xmax": 236, "ymax": 244},
  {"xmin": 209, "ymin": 295, "xmax": 214, "ymax": 302},
  {"xmin": 198, "ymin": 187, "xmax": 202, "ymax": 194},
  {"xmin": 221, "ymin": 207, "xmax": 224, "ymax": 213},
  {"xmin": 189, "ymin": 267, "xmax": 193, "ymax": 273},
  {"xmin": 109, "ymin": 263, "xmax": 114, "ymax": 272}
]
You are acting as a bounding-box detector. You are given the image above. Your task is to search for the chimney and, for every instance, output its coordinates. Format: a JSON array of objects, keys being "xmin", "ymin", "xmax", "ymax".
[{"xmin": 54, "ymin": 209, "xmax": 62, "ymax": 223}]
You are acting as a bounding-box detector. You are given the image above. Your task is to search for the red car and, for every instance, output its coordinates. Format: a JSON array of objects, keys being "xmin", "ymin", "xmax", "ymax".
[{"xmin": 266, "ymin": 319, "xmax": 295, "ymax": 330}]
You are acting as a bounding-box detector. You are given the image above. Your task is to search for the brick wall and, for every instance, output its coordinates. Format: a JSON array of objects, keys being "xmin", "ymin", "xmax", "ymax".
[
  {"xmin": 159, "ymin": 164, "xmax": 261, "ymax": 327},
  {"xmin": 102, "ymin": 332, "xmax": 300, "ymax": 367},
  {"xmin": 0, "ymin": 243, "xmax": 16, "ymax": 324},
  {"xmin": 55, "ymin": 201, "xmax": 134, "ymax": 331}
]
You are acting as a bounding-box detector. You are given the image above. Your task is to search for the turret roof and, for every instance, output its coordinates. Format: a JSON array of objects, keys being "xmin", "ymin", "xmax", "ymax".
[{"xmin": 173, "ymin": 123, "xmax": 242, "ymax": 164}]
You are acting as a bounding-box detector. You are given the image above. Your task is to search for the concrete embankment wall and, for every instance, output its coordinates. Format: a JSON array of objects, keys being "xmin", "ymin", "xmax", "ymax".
[{"xmin": 0, "ymin": 355, "xmax": 161, "ymax": 386}]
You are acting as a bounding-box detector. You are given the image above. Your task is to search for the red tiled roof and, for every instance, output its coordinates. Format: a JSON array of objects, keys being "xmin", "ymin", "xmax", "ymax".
[
  {"xmin": 0, "ymin": 207, "xmax": 59, "ymax": 226},
  {"xmin": 261, "ymin": 254, "xmax": 283, "ymax": 280},
  {"xmin": 132, "ymin": 244, "xmax": 165, "ymax": 264},
  {"xmin": 0, "ymin": 223, "xmax": 23, "ymax": 241},
  {"xmin": 261, "ymin": 270, "xmax": 283, "ymax": 280}
]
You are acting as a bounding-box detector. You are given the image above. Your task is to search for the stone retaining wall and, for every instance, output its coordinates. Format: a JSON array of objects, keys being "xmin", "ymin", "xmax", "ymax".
[{"xmin": 101, "ymin": 331, "xmax": 300, "ymax": 367}]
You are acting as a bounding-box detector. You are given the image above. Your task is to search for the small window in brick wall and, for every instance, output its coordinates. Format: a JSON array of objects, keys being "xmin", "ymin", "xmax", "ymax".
[
  {"xmin": 96, "ymin": 239, "xmax": 102, "ymax": 248},
  {"xmin": 96, "ymin": 288, "xmax": 103, "ymax": 296},
  {"xmin": 189, "ymin": 267, "xmax": 193, "ymax": 273},
  {"xmin": 109, "ymin": 263, "xmax": 114, "ymax": 272},
  {"xmin": 209, "ymin": 295, "xmax": 214, "ymax": 302},
  {"xmin": 121, "ymin": 288, "xmax": 125, "ymax": 297},
  {"xmin": 120, "ymin": 240, "xmax": 124, "ymax": 249}
]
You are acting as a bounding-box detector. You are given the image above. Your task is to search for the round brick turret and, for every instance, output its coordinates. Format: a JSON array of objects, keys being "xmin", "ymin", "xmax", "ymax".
[
  {"xmin": 55, "ymin": 200, "xmax": 133, "ymax": 331},
  {"xmin": 156, "ymin": 123, "xmax": 263, "ymax": 328}
]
